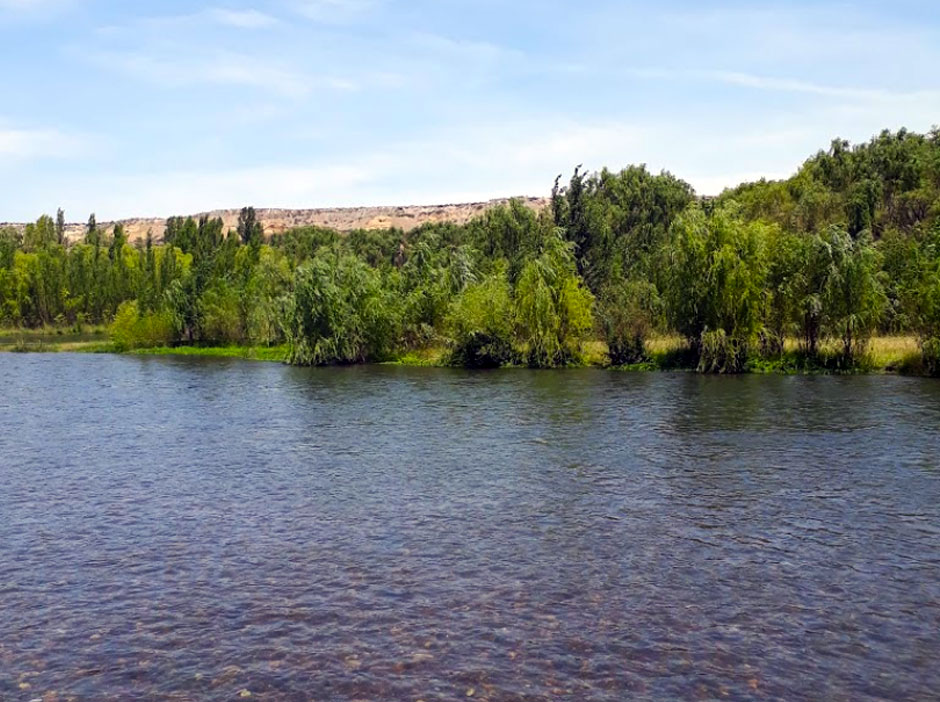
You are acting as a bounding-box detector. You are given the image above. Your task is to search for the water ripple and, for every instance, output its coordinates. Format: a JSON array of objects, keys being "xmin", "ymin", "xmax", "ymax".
[{"xmin": 0, "ymin": 356, "xmax": 938, "ymax": 701}]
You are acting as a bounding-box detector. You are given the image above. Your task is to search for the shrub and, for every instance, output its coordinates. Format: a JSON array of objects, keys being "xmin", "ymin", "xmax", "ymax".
[
  {"xmin": 446, "ymin": 274, "xmax": 515, "ymax": 368},
  {"xmin": 697, "ymin": 329, "xmax": 749, "ymax": 374},
  {"xmin": 922, "ymin": 336, "xmax": 940, "ymax": 377},
  {"xmin": 512, "ymin": 236, "xmax": 595, "ymax": 368},
  {"xmin": 598, "ymin": 279, "xmax": 658, "ymax": 365},
  {"xmin": 284, "ymin": 254, "xmax": 399, "ymax": 365},
  {"xmin": 199, "ymin": 283, "xmax": 245, "ymax": 345},
  {"xmin": 109, "ymin": 301, "xmax": 175, "ymax": 351},
  {"xmin": 662, "ymin": 205, "xmax": 768, "ymax": 364}
]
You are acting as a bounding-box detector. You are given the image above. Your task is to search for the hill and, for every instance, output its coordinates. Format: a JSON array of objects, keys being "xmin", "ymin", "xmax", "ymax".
[{"xmin": 1, "ymin": 197, "xmax": 550, "ymax": 245}]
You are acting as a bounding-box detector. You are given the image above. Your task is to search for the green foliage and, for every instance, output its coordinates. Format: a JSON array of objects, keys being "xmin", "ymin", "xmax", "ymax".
[
  {"xmin": 698, "ymin": 328, "xmax": 749, "ymax": 374},
  {"xmin": 468, "ymin": 199, "xmax": 545, "ymax": 283},
  {"xmin": 284, "ymin": 253, "xmax": 398, "ymax": 365},
  {"xmin": 921, "ymin": 337, "xmax": 940, "ymax": 377},
  {"xmin": 820, "ymin": 228, "xmax": 886, "ymax": 364},
  {"xmin": 5, "ymin": 127, "xmax": 940, "ymax": 376},
  {"xmin": 108, "ymin": 300, "xmax": 175, "ymax": 351},
  {"xmin": 23, "ymin": 215, "xmax": 57, "ymax": 252},
  {"xmin": 598, "ymin": 278, "xmax": 659, "ymax": 365},
  {"xmin": 662, "ymin": 204, "xmax": 768, "ymax": 369},
  {"xmin": 721, "ymin": 128, "xmax": 940, "ymax": 237},
  {"xmin": 85, "ymin": 213, "xmax": 99, "ymax": 246},
  {"xmin": 553, "ymin": 165, "xmax": 694, "ymax": 287},
  {"xmin": 513, "ymin": 234, "xmax": 595, "ymax": 367},
  {"xmin": 55, "ymin": 209, "xmax": 66, "ymax": 245},
  {"xmin": 446, "ymin": 273, "xmax": 515, "ymax": 368},
  {"xmin": 900, "ymin": 223, "xmax": 940, "ymax": 372},
  {"xmin": 237, "ymin": 206, "xmax": 264, "ymax": 249},
  {"xmin": 243, "ymin": 247, "xmax": 291, "ymax": 345},
  {"xmin": 199, "ymin": 282, "xmax": 245, "ymax": 345}
]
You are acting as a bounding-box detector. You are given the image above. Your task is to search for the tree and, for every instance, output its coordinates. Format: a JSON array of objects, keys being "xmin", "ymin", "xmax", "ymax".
[
  {"xmin": 598, "ymin": 278, "xmax": 659, "ymax": 365},
  {"xmin": 56, "ymin": 208, "xmax": 66, "ymax": 246},
  {"xmin": 237, "ymin": 206, "xmax": 263, "ymax": 249},
  {"xmin": 762, "ymin": 228, "xmax": 802, "ymax": 355},
  {"xmin": 284, "ymin": 253, "xmax": 398, "ymax": 365},
  {"xmin": 109, "ymin": 223, "xmax": 127, "ymax": 261},
  {"xmin": 85, "ymin": 213, "xmax": 99, "ymax": 246},
  {"xmin": 23, "ymin": 215, "xmax": 57, "ymax": 251},
  {"xmin": 909, "ymin": 224, "xmax": 940, "ymax": 374},
  {"xmin": 662, "ymin": 205, "xmax": 768, "ymax": 372},
  {"xmin": 446, "ymin": 272, "xmax": 515, "ymax": 368},
  {"xmin": 821, "ymin": 227, "xmax": 886, "ymax": 364},
  {"xmin": 512, "ymin": 232, "xmax": 594, "ymax": 367}
]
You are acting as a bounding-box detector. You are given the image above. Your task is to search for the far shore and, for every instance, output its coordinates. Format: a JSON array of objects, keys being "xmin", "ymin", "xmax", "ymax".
[{"xmin": 0, "ymin": 330, "xmax": 931, "ymax": 376}]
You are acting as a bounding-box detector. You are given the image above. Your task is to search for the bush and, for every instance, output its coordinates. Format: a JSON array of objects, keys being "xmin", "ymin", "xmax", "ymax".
[
  {"xmin": 284, "ymin": 254, "xmax": 399, "ymax": 365},
  {"xmin": 199, "ymin": 283, "xmax": 245, "ymax": 345},
  {"xmin": 109, "ymin": 301, "xmax": 175, "ymax": 351},
  {"xmin": 698, "ymin": 329, "xmax": 749, "ymax": 374},
  {"xmin": 662, "ymin": 205, "xmax": 768, "ymax": 364},
  {"xmin": 199, "ymin": 283, "xmax": 247, "ymax": 345},
  {"xmin": 512, "ymin": 236, "xmax": 595, "ymax": 368},
  {"xmin": 922, "ymin": 336, "xmax": 940, "ymax": 377},
  {"xmin": 446, "ymin": 274, "xmax": 515, "ymax": 368},
  {"xmin": 598, "ymin": 279, "xmax": 658, "ymax": 365}
]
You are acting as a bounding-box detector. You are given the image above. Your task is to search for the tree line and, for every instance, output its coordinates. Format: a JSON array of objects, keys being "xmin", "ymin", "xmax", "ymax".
[{"xmin": 2, "ymin": 127, "xmax": 940, "ymax": 374}]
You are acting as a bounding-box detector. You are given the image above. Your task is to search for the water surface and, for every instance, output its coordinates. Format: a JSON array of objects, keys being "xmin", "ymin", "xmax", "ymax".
[{"xmin": 1, "ymin": 355, "xmax": 939, "ymax": 701}]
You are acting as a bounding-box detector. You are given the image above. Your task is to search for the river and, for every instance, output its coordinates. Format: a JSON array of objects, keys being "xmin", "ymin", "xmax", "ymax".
[{"xmin": 1, "ymin": 354, "xmax": 938, "ymax": 701}]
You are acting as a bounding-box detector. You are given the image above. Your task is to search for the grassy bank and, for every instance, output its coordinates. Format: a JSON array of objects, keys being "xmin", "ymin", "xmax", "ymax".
[
  {"xmin": 0, "ymin": 325, "xmax": 111, "ymax": 353},
  {"xmin": 128, "ymin": 345, "xmax": 289, "ymax": 362},
  {"xmin": 611, "ymin": 335, "xmax": 924, "ymax": 375},
  {"xmin": 0, "ymin": 330, "xmax": 931, "ymax": 376}
]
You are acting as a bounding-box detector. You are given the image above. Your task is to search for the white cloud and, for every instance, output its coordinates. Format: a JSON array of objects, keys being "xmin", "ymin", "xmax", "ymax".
[
  {"xmin": 628, "ymin": 67, "xmax": 940, "ymax": 104},
  {"xmin": 48, "ymin": 165, "xmax": 375, "ymax": 220},
  {"xmin": 85, "ymin": 49, "xmax": 319, "ymax": 97},
  {"xmin": 207, "ymin": 8, "xmax": 279, "ymax": 29},
  {"xmin": 0, "ymin": 0, "xmax": 63, "ymax": 8},
  {"xmin": 0, "ymin": 126, "xmax": 85, "ymax": 160},
  {"xmin": 0, "ymin": 0, "xmax": 74, "ymax": 21},
  {"xmin": 292, "ymin": 0, "xmax": 379, "ymax": 23},
  {"xmin": 97, "ymin": 7, "xmax": 279, "ymax": 33},
  {"xmin": 701, "ymin": 70, "xmax": 940, "ymax": 104}
]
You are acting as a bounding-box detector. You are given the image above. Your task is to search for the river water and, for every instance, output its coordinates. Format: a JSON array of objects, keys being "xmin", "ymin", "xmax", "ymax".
[{"xmin": 1, "ymin": 355, "xmax": 938, "ymax": 701}]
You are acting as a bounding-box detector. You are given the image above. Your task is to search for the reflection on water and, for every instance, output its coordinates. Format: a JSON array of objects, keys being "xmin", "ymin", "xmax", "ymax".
[{"xmin": 1, "ymin": 355, "xmax": 939, "ymax": 701}]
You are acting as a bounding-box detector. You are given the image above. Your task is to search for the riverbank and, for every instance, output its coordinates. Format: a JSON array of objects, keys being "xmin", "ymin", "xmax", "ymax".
[{"xmin": 0, "ymin": 332, "xmax": 931, "ymax": 375}]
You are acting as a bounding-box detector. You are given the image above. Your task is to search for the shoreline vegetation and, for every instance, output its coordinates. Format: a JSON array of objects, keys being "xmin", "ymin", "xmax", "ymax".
[
  {"xmin": 0, "ymin": 330, "xmax": 927, "ymax": 376},
  {"xmin": 3, "ymin": 127, "xmax": 940, "ymax": 376}
]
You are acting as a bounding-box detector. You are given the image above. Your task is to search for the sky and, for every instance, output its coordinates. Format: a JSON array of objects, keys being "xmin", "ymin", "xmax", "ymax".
[{"xmin": 1, "ymin": 0, "xmax": 939, "ymax": 221}]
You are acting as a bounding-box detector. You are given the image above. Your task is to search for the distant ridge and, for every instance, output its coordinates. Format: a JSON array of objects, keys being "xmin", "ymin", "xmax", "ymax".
[{"xmin": 1, "ymin": 197, "xmax": 550, "ymax": 244}]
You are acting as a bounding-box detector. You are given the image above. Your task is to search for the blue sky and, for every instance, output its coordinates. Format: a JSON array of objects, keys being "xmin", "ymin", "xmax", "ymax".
[{"xmin": 2, "ymin": 0, "xmax": 939, "ymax": 221}]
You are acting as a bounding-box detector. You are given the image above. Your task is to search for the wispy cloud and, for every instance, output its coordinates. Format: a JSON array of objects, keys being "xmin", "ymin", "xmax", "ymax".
[
  {"xmin": 0, "ymin": 0, "xmax": 75, "ymax": 21},
  {"xmin": 84, "ymin": 49, "xmax": 325, "ymax": 97},
  {"xmin": 702, "ymin": 70, "xmax": 940, "ymax": 103},
  {"xmin": 98, "ymin": 6, "xmax": 279, "ymax": 33},
  {"xmin": 0, "ymin": 0, "xmax": 66, "ymax": 9},
  {"xmin": 207, "ymin": 8, "xmax": 279, "ymax": 29},
  {"xmin": 0, "ymin": 125, "xmax": 86, "ymax": 160},
  {"xmin": 292, "ymin": 0, "xmax": 379, "ymax": 24},
  {"xmin": 628, "ymin": 67, "xmax": 940, "ymax": 104},
  {"xmin": 54, "ymin": 164, "xmax": 376, "ymax": 219}
]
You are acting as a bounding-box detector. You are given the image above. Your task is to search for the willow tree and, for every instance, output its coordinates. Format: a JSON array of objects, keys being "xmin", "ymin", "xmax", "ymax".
[
  {"xmin": 284, "ymin": 253, "xmax": 398, "ymax": 365},
  {"xmin": 820, "ymin": 226, "xmax": 886, "ymax": 365},
  {"xmin": 446, "ymin": 270, "xmax": 515, "ymax": 368},
  {"xmin": 662, "ymin": 205, "xmax": 768, "ymax": 372},
  {"xmin": 904, "ymin": 224, "xmax": 940, "ymax": 373},
  {"xmin": 513, "ymin": 232, "xmax": 594, "ymax": 367},
  {"xmin": 597, "ymin": 278, "xmax": 659, "ymax": 365}
]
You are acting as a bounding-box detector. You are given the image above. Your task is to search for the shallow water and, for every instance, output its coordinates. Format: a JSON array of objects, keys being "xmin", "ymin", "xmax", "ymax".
[{"xmin": 1, "ymin": 355, "xmax": 938, "ymax": 701}]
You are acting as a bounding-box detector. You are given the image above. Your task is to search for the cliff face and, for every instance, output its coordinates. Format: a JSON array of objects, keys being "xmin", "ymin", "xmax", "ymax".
[{"xmin": 1, "ymin": 197, "xmax": 549, "ymax": 244}]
